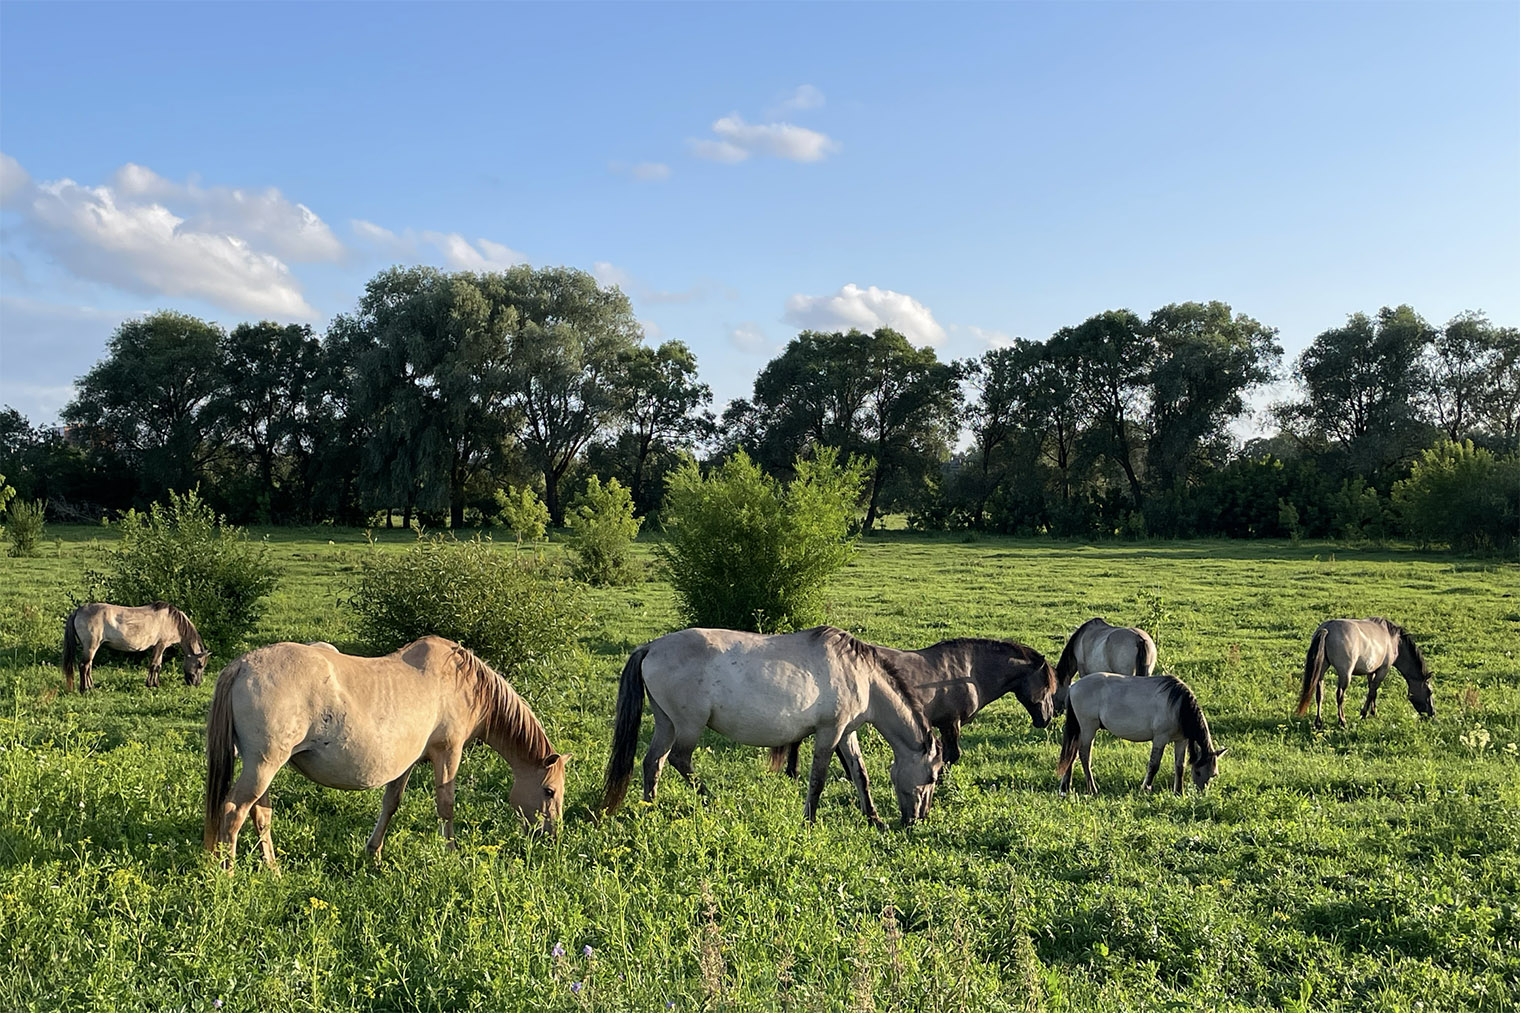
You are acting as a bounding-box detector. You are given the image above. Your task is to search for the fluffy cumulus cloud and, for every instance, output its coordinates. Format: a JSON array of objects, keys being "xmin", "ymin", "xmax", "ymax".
[
  {"xmin": 351, "ymin": 220, "xmax": 527, "ymax": 271},
  {"xmin": 691, "ymin": 115, "xmax": 838, "ymax": 164},
  {"xmin": 783, "ymin": 284, "xmax": 947, "ymax": 347},
  {"xmin": 965, "ymin": 325, "xmax": 1015, "ymax": 349},
  {"xmin": 729, "ymin": 321, "xmax": 770, "ymax": 353},
  {"xmin": 0, "ymin": 153, "xmax": 328, "ymax": 317}
]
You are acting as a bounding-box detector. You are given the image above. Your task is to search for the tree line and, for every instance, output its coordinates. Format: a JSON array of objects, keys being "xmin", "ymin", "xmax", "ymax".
[{"xmin": 2, "ymin": 264, "xmax": 1517, "ymax": 546}]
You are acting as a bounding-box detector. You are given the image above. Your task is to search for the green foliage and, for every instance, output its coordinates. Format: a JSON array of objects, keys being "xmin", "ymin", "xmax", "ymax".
[
  {"xmin": 83, "ymin": 488, "xmax": 280, "ymax": 654},
  {"xmin": 659, "ymin": 447, "xmax": 866, "ymax": 632},
  {"xmin": 5, "ymin": 498, "xmax": 46, "ymax": 557},
  {"xmin": 0, "ymin": 472, "xmax": 15, "ymax": 515},
  {"xmin": 1394, "ymin": 440, "xmax": 1520, "ymax": 552},
  {"xmin": 346, "ymin": 535, "xmax": 587, "ymax": 671},
  {"xmin": 566, "ymin": 476, "xmax": 641, "ymax": 585},
  {"xmin": 493, "ymin": 484, "xmax": 550, "ymax": 547}
]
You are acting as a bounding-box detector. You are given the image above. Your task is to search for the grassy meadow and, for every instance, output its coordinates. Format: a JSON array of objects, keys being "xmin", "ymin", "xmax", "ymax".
[{"xmin": 0, "ymin": 526, "xmax": 1517, "ymax": 1012}]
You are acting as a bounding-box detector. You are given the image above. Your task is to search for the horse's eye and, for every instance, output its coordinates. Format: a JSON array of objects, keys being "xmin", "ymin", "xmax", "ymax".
[{"xmin": 544, "ymin": 787, "xmax": 557, "ymax": 798}]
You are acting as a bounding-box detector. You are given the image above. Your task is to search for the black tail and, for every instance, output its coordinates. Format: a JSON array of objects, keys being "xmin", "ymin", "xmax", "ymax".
[
  {"xmin": 1297, "ymin": 627, "xmax": 1329, "ymax": 717},
  {"xmin": 62, "ymin": 608, "xmax": 79, "ymax": 692},
  {"xmin": 203, "ymin": 660, "xmax": 240, "ymax": 852},
  {"xmin": 1137, "ymin": 632, "xmax": 1158, "ymax": 678},
  {"xmin": 601, "ymin": 646, "xmax": 649, "ymax": 812},
  {"xmin": 1055, "ymin": 696, "xmax": 1081, "ymax": 779}
]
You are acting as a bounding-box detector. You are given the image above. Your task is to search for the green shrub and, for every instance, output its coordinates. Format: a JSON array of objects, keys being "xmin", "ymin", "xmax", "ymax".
[
  {"xmin": 1394, "ymin": 440, "xmax": 1520, "ymax": 553},
  {"xmin": 83, "ymin": 488, "xmax": 280, "ymax": 654},
  {"xmin": 659, "ymin": 447, "xmax": 865, "ymax": 632},
  {"xmin": 346, "ymin": 535, "xmax": 587, "ymax": 671},
  {"xmin": 493, "ymin": 485, "xmax": 551, "ymax": 548},
  {"xmin": 567, "ymin": 476, "xmax": 642, "ymax": 585},
  {"xmin": 5, "ymin": 498, "xmax": 46, "ymax": 557}
]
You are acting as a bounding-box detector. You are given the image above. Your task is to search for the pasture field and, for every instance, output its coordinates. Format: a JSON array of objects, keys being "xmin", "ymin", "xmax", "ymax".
[{"xmin": 1, "ymin": 527, "xmax": 1517, "ymax": 1012}]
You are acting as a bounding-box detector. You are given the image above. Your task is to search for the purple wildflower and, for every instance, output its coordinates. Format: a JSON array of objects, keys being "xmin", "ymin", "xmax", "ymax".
[
  {"xmin": 214, "ymin": 1003, "xmax": 223, "ymax": 1011},
  {"xmin": 551, "ymin": 942, "xmax": 565, "ymax": 958},
  {"xmin": 583, "ymin": 944, "xmax": 594, "ymax": 958},
  {"xmin": 570, "ymin": 981, "xmax": 583, "ymax": 994}
]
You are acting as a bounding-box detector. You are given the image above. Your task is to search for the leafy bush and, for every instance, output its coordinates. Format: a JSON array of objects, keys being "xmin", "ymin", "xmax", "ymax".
[
  {"xmin": 1394, "ymin": 440, "xmax": 1520, "ymax": 552},
  {"xmin": 659, "ymin": 447, "xmax": 865, "ymax": 632},
  {"xmin": 83, "ymin": 488, "xmax": 280, "ymax": 655},
  {"xmin": 5, "ymin": 498, "xmax": 46, "ymax": 557},
  {"xmin": 494, "ymin": 485, "xmax": 551, "ymax": 547},
  {"xmin": 567, "ymin": 476, "xmax": 642, "ymax": 585},
  {"xmin": 346, "ymin": 535, "xmax": 587, "ymax": 671}
]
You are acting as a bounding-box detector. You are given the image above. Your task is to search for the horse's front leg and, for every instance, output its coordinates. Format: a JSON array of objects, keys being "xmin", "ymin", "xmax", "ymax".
[
  {"xmin": 432, "ymin": 748, "xmax": 464, "ymax": 848},
  {"xmin": 367, "ymin": 769, "xmax": 411, "ymax": 860},
  {"xmin": 1172, "ymin": 741, "xmax": 1186, "ymax": 794},
  {"xmin": 147, "ymin": 644, "xmax": 166, "ymax": 688},
  {"xmin": 937, "ymin": 720, "xmax": 963, "ymax": 768},
  {"xmin": 1361, "ymin": 667, "xmax": 1388, "ymax": 718},
  {"xmin": 1142, "ymin": 740, "xmax": 1166, "ymax": 791},
  {"xmin": 804, "ymin": 726, "xmax": 845, "ymax": 823},
  {"xmin": 834, "ymin": 731, "xmax": 884, "ymax": 830}
]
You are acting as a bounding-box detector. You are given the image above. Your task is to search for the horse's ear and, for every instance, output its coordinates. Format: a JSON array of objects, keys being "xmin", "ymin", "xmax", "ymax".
[
  {"xmin": 545, "ymin": 752, "xmax": 571, "ymax": 767},
  {"xmin": 1214, "ymin": 747, "xmax": 1228, "ymax": 758}
]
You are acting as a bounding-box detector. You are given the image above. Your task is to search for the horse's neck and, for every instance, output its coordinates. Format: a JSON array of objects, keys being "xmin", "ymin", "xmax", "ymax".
[
  {"xmin": 479, "ymin": 698, "xmax": 553, "ymax": 767},
  {"xmin": 865, "ymin": 666, "xmax": 929, "ymax": 751}
]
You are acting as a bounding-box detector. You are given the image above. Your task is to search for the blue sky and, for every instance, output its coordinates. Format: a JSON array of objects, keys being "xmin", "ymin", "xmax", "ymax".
[{"xmin": 2, "ymin": 1, "xmax": 1517, "ymax": 427}]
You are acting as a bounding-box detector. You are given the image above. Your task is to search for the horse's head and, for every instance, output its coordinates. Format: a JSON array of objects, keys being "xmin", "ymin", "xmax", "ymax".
[
  {"xmin": 890, "ymin": 736, "xmax": 941, "ymax": 827},
  {"xmin": 1396, "ymin": 632, "xmax": 1435, "ymax": 719},
  {"xmin": 183, "ymin": 648, "xmax": 212, "ymax": 686},
  {"xmin": 1406, "ymin": 676, "xmax": 1436, "ymax": 720},
  {"xmin": 1191, "ymin": 745, "xmax": 1227, "ymax": 791},
  {"xmin": 1021, "ymin": 658, "xmax": 1059, "ymax": 729},
  {"xmin": 511, "ymin": 752, "xmax": 569, "ymax": 835}
]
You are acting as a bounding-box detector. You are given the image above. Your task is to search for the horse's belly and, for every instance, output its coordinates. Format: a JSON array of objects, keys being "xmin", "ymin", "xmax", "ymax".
[
  {"xmin": 706, "ymin": 701, "xmax": 823, "ymax": 747},
  {"xmin": 1094, "ymin": 709, "xmax": 1171, "ymax": 743},
  {"xmin": 289, "ymin": 741, "xmax": 418, "ymax": 790}
]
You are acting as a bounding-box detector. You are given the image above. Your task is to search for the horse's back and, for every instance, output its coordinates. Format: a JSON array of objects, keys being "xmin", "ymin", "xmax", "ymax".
[
  {"xmin": 225, "ymin": 641, "xmax": 460, "ymax": 789},
  {"xmin": 640, "ymin": 627, "xmax": 853, "ymax": 746},
  {"xmin": 1068, "ymin": 672, "xmax": 1179, "ymax": 742},
  {"xmin": 1319, "ymin": 619, "xmax": 1395, "ymax": 673}
]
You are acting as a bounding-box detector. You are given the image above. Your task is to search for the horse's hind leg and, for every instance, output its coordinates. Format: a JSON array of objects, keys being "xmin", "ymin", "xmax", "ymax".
[
  {"xmin": 216, "ymin": 758, "xmax": 283, "ymax": 873},
  {"xmin": 81, "ymin": 647, "xmax": 97, "ymax": 692},
  {"xmin": 834, "ymin": 731, "xmax": 884, "ymax": 829},
  {"xmin": 668, "ymin": 734, "xmax": 709, "ymax": 799},
  {"xmin": 1142, "ymin": 740, "xmax": 1166, "ymax": 792},
  {"xmin": 250, "ymin": 790, "xmax": 278, "ymax": 872},
  {"xmin": 642, "ymin": 702, "xmax": 678, "ymax": 803},
  {"xmin": 1077, "ymin": 733, "xmax": 1098, "ymax": 795},
  {"xmin": 1335, "ymin": 668, "xmax": 1350, "ymax": 727}
]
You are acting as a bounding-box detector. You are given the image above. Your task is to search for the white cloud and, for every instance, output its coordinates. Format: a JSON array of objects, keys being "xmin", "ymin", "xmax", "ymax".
[
  {"xmin": 351, "ymin": 220, "xmax": 527, "ymax": 271},
  {"xmin": 592, "ymin": 260, "xmax": 634, "ymax": 290},
  {"xmin": 0, "ymin": 152, "xmax": 32, "ymax": 206},
  {"xmin": 691, "ymin": 114, "xmax": 838, "ymax": 164},
  {"xmin": 592, "ymin": 260, "xmax": 720, "ymax": 305},
  {"xmin": 640, "ymin": 318, "xmax": 665, "ymax": 340},
  {"xmin": 609, "ymin": 160, "xmax": 672, "ymax": 182},
  {"xmin": 729, "ymin": 321, "xmax": 770, "ymax": 353},
  {"xmin": 768, "ymin": 84, "xmax": 825, "ymax": 117},
  {"xmin": 784, "ymin": 284, "xmax": 947, "ymax": 347},
  {"xmin": 0, "ymin": 153, "xmax": 325, "ymax": 318},
  {"xmin": 107, "ymin": 163, "xmax": 344, "ymax": 262},
  {"xmin": 966, "ymin": 326, "xmax": 1015, "ymax": 349}
]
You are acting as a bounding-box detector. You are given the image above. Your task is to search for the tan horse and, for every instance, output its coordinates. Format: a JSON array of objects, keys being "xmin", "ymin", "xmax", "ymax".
[
  {"xmin": 203, "ymin": 637, "xmax": 568, "ymax": 871},
  {"xmin": 1052, "ymin": 617, "xmax": 1157, "ymax": 712},
  {"xmin": 63, "ymin": 601, "xmax": 210, "ymax": 692}
]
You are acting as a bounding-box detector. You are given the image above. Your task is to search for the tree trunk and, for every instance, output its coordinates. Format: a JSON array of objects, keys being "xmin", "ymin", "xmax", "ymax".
[
  {"xmin": 544, "ymin": 466, "xmax": 565, "ymax": 527},
  {"xmin": 863, "ymin": 462, "xmax": 884, "ymax": 532}
]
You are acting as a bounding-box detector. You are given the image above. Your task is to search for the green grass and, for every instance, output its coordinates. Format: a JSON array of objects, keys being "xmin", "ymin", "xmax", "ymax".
[{"xmin": 1, "ymin": 526, "xmax": 1517, "ymax": 1011}]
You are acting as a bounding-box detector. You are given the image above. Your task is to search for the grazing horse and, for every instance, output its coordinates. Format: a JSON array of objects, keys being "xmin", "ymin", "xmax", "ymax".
[
  {"xmin": 203, "ymin": 637, "xmax": 568, "ymax": 871},
  {"xmin": 1296, "ymin": 618, "xmax": 1434, "ymax": 729},
  {"xmin": 601, "ymin": 626, "xmax": 944, "ymax": 828},
  {"xmin": 63, "ymin": 601, "xmax": 210, "ymax": 692},
  {"xmin": 1057, "ymin": 673, "xmax": 1226, "ymax": 795},
  {"xmin": 1053, "ymin": 617, "xmax": 1157, "ymax": 711},
  {"xmin": 771, "ymin": 636, "xmax": 1057, "ymax": 777}
]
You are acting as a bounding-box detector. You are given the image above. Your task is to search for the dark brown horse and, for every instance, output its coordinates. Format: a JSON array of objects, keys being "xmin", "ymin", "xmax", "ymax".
[
  {"xmin": 772, "ymin": 635, "xmax": 1057, "ymax": 777},
  {"xmin": 63, "ymin": 601, "xmax": 209, "ymax": 692}
]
